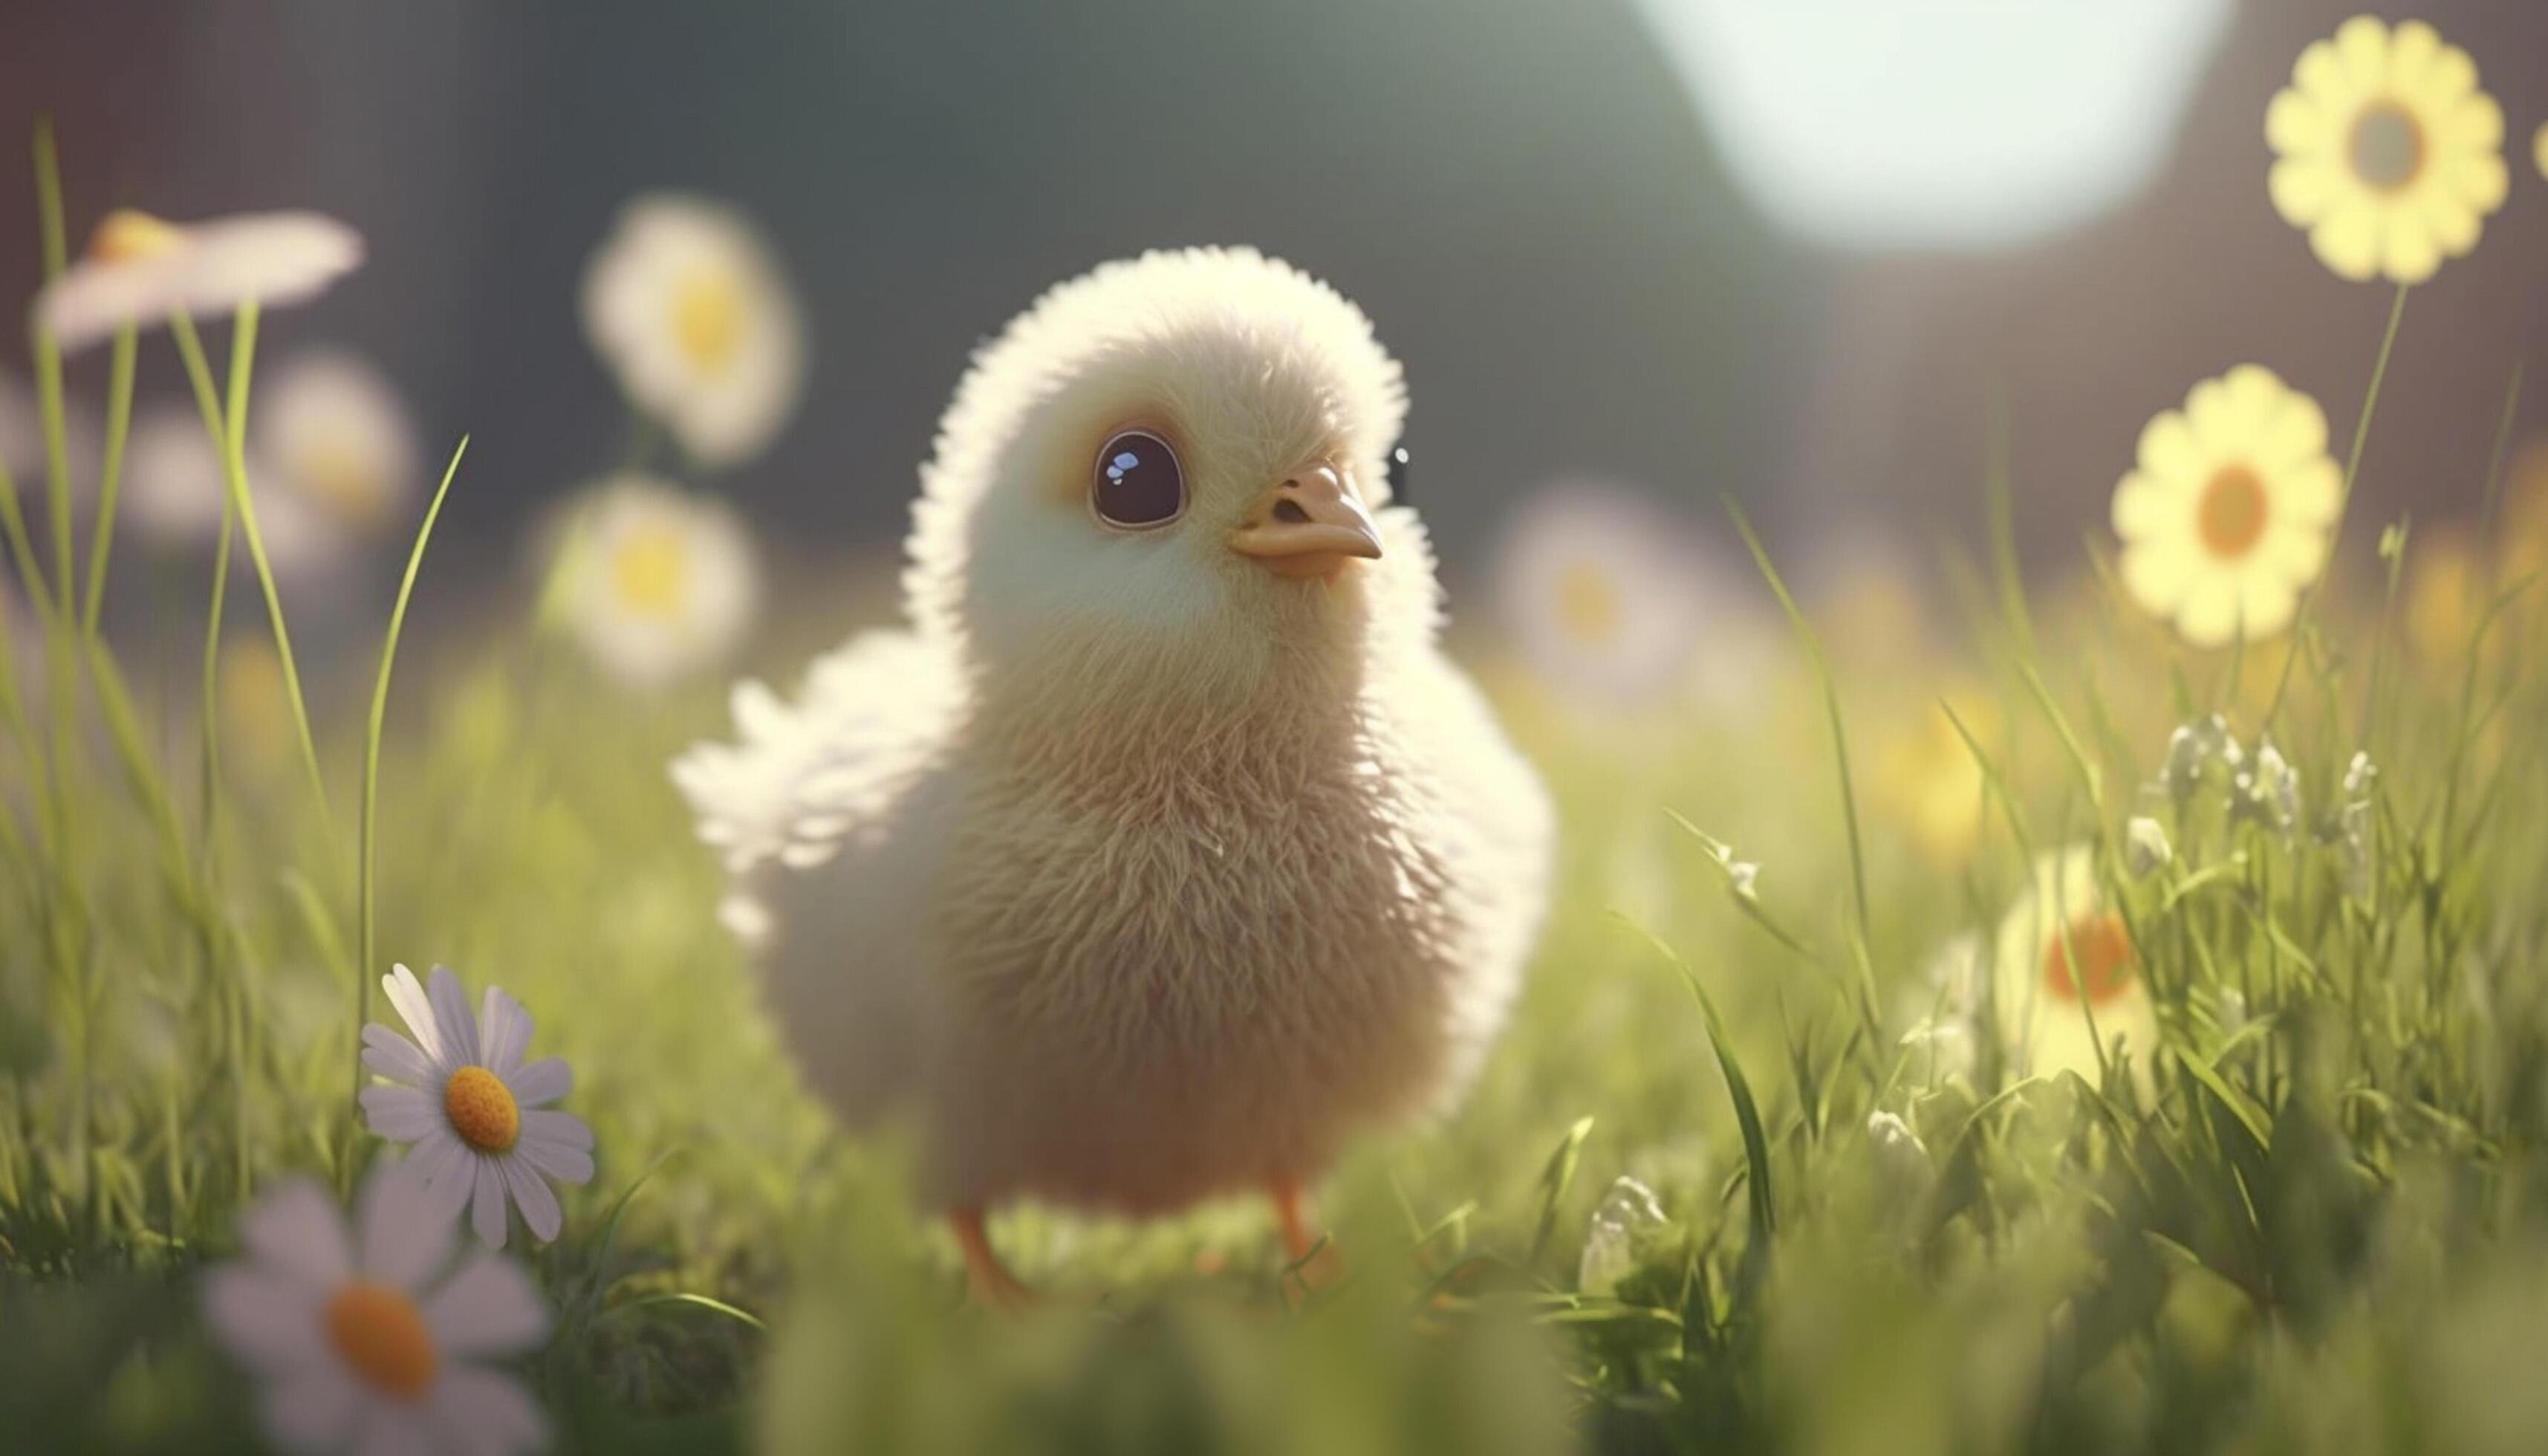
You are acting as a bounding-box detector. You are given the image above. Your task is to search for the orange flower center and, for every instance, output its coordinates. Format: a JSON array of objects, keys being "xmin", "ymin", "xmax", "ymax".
[
  {"xmin": 443, "ymin": 1065, "xmax": 520, "ymax": 1152},
  {"xmin": 2197, "ymin": 465, "xmax": 2269, "ymax": 559},
  {"xmin": 2348, "ymin": 101, "xmax": 2424, "ymax": 192},
  {"xmin": 86, "ymin": 208, "xmax": 186, "ymax": 264},
  {"xmin": 325, "ymin": 1281, "xmax": 437, "ymax": 1399},
  {"xmin": 2044, "ymin": 913, "xmax": 2136, "ymax": 1004}
]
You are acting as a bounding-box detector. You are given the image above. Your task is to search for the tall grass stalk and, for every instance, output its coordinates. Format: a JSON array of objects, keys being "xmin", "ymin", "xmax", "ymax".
[{"xmin": 168, "ymin": 305, "xmax": 334, "ymax": 835}]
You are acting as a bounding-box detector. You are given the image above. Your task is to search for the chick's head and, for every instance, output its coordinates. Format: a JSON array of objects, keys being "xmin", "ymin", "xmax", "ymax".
[{"xmin": 907, "ymin": 248, "xmax": 1434, "ymax": 709}]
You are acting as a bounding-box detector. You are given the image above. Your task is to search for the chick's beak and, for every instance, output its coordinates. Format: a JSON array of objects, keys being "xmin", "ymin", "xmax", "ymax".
[{"xmin": 1228, "ymin": 464, "xmax": 1383, "ymax": 581}]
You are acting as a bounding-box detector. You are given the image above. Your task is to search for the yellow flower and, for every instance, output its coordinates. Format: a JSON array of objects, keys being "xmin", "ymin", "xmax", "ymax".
[
  {"xmin": 1492, "ymin": 484, "xmax": 1709, "ymax": 708},
  {"xmin": 2265, "ymin": 16, "xmax": 2506, "ymax": 284},
  {"xmin": 37, "ymin": 208, "xmax": 363, "ymax": 353},
  {"xmin": 1993, "ymin": 845, "xmax": 2158, "ymax": 1096},
  {"xmin": 2499, "ymin": 438, "xmax": 2548, "ymax": 586},
  {"xmin": 1872, "ymin": 689, "xmax": 1996, "ymax": 863},
  {"xmin": 2402, "ymin": 527, "xmax": 2482, "ymax": 664},
  {"xmin": 2113, "ymin": 365, "xmax": 2339, "ymax": 647}
]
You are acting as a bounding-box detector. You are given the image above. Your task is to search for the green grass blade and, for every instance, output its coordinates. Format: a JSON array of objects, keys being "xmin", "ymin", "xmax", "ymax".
[
  {"xmin": 169, "ymin": 304, "xmax": 333, "ymax": 832},
  {"xmin": 1622, "ymin": 917, "xmax": 1777, "ymax": 1246},
  {"xmin": 1525, "ymin": 1115, "xmax": 1595, "ymax": 1271},
  {"xmin": 355, "ymin": 438, "xmax": 466, "ymax": 1134},
  {"xmin": 31, "ymin": 117, "xmax": 73, "ymax": 621},
  {"xmin": 77, "ymin": 325, "xmax": 137, "ymax": 637}
]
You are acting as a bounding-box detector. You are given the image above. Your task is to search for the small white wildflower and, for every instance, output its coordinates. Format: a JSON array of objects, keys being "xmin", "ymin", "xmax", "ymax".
[
  {"xmin": 1726, "ymin": 860, "xmax": 1761, "ymax": 901},
  {"xmin": 2161, "ymin": 724, "xmax": 2206, "ymax": 802},
  {"xmin": 1577, "ymin": 1176, "xmax": 1673, "ymax": 1296},
  {"xmin": 2124, "ymin": 816, "xmax": 2173, "ymax": 878},
  {"xmin": 1865, "ymin": 1109, "xmax": 1931, "ymax": 1187},
  {"xmin": 2232, "ymin": 737, "xmax": 2301, "ymax": 839},
  {"xmin": 2217, "ymin": 987, "xmax": 2249, "ymax": 1036},
  {"xmin": 2341, "ymin": 750, "xmax": 2377, "ymax": 800}
]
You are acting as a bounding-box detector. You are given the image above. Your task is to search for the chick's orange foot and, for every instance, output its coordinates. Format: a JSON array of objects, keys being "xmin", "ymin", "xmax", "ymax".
[{"xmin": 952, "ymin": 1206, "xmax": 1038, "ymax": 1311}]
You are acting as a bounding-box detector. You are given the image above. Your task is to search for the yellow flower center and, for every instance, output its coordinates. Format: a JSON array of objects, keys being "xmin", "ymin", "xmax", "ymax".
[
  {"xmin": 86, "ymin": 208, "xmax": 186, "ymax": 264},
  {"xmin": 442, "ymin": 1065, "xmax": 520, "ymax": 1152},
  {"xmin": 2348, "ymin": 101, "xmax": 2424, "ymax": 192},
  {"xmin": 325, "ymin": 1281, "xmax": 438, "ymax": 1400},
  {"xmin": 2197, "ymin": 465, "xmax": 2269, "ymax": 559},
  {"xmin": 670, "ymin": 264, "xmax": 748, "ymax": 376},
  {"xmin": 1554, "ymin": 561, "xmax": 1622, "ymax": 646},
  {"xmin": 2044, "ymin": 912, "xmax": 2136, "ymax": 1005},
  {"xmin": 608, "ymin": 524, "xmax": 694, "ymax": 620},
  {"xmin": 296, "ymin": 438, "xmax": 389, "ymax": 529}
]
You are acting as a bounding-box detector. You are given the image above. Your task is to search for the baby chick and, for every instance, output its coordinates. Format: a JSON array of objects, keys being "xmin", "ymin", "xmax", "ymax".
[{"xmin": 675, "ymin": 247, "xmax": 1550, "ymax": 1301}]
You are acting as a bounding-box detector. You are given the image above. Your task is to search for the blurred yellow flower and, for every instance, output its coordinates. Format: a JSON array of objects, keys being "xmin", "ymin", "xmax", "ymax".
[
  {"xmin": 256, "ymin": 349, "xmax": 419, "ymax": 539},
  {"xmin": 218, "ymin": 636, "xmax": 292, "ymax": 776},
  {"xmin": 2113, "ymin": 365, "xmax": 2339, "ymax": 648},
  {"xmin": 2264, "ymin": 16, "xmax": 2506, "ymax": 285},
  {"xmin": 553, "ymin": 475, "xmax": 759, "ymax": 689},
  {"xmin": 2499, "ymin": 438, "xmax": 2548, "ymax": 586},
  {"xmin": 1993, "ymin": 845, "xmax": 2157, "ymax": 1096},
  {"xmin": 2403, "ymin": 528, "xmax": 2482, "ymax": 663},
  {"xmin": 1492, "ymin": 484, "xmax": 1707, "ymax": 708},
  {"xmin": 38, "ymin": 208, "xmax": 363, "ymax": 353},
  {"xmin": 1873, "ymin": 689, "xmax": 1996, "ymax": 863},
  {"xmin": 582, "ymin": 195, "xmax": 805, "ymax": 469}
]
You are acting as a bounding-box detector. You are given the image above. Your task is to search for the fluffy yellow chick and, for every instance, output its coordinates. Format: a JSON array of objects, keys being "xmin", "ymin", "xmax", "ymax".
[{"xmin": 674, "ymin": 247, "xmax": 1550, "ymax": 1301}]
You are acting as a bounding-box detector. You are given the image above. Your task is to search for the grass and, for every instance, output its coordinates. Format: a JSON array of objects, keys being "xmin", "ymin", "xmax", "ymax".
[{"xmin": 6, "ymin": 159, "xmax": 2548, "ymax": 1456}]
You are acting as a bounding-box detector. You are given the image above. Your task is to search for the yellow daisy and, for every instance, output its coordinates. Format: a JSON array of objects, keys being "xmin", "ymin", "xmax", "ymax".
[
  {"xmin": 1993, "ymin": 845, "xmax": 2158, "ymax": 1096},
  {"xmin": 1871, "ymin": 687, "xmax": 1997, "ymax": 864},
  {"xmin": 2264, "ymin": 16, "xmax": 2506, "ymax": 285},
  {"xmin": 2112, "ymin": 365, "xmax": 2340, "ymax": 647}
]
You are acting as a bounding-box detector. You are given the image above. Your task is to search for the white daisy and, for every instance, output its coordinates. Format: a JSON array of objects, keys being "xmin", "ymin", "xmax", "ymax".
[
  {"xmin": 1493, "ymin": 483, "xmax": 1711, "ymax": 706},
  {"xmin": 257, "ymin": 349, "xmax": 420, "ymax": 538},
  {"xmin": 121, "ymin": 403, "xmax": 231, "ymax": 547},
  {"xmin": 201, "ymin": 1166, "xmax": 549, "ymax": 1456},
  {"xmin": 580, "ymin": 194, "xmax": 805, "ymax": 468},
  {"xmin": 551, "ymin": 475, "xmax": 760, "ymax": 690},
  {"xmin": 39, "ymin": 207, "xmax": 363, "ymax": 354},
  {"xmin": 122, "ymin": 403, "xmax": 357, "ymax": 582},
  {"xmin": 360, "ymin": 963, "xmax": 594, "ymax": 1249}
]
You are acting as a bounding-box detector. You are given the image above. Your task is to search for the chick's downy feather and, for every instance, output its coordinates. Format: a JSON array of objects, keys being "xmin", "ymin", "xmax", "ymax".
[{"xmin": 675, "ymin": 247, "xmax": 1550, "ymax": 1215}]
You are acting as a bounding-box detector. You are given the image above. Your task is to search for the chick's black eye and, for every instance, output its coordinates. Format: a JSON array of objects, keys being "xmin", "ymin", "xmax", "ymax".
[
  {"xmin": 1091, "ymin": 429, "xmax": 1185, "ymax": 528},
  {"xmin": 1385, "ymin": 444, "xmax": 1411, "ymax": 504}
]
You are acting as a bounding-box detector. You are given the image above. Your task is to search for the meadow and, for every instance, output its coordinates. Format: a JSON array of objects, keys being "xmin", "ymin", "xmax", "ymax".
[{"xmin": 7, "ymin": 15, "xmax": 2548, "ymax": 1454}]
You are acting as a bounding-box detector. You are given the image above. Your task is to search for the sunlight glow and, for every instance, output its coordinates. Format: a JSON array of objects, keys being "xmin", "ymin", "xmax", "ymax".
[{"xmin": 1633, "ymin": 0, "xmax": 2233, "ymax": 251}]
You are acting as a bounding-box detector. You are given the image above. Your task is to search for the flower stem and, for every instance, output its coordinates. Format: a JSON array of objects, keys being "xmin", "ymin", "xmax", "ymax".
[
  {"xmin": 2263, "ymin": 282, "xmax": 2408, "ymax": 729},
  {"xmin": 79, "ymin": 324, "xmax": 139, "ymax": 638}
]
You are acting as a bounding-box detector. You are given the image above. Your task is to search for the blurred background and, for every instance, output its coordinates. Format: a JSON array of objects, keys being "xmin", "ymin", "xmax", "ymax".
[{"xmin": 2, "ymin": 0, "xmax": 2544, "ymax": 617}]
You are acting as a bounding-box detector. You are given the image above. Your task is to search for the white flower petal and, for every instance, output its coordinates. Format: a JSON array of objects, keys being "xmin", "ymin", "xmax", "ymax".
[
  {"xmin": 241, "ymin": 1177, "xmax": 354, "ymax": 1290},
  {"xmin": 515, "ymin": 1131, "xmax": 595, "ymax": 1188},
  {"xmin": 203, "ymin": 1266, "xmax": 327, "ymax": 1374},
  {"xmin": 360, "ymin": 1024, "xmax": 438, "ymax": 1087},
  {"xmin": 409, "ymin": 1129, "xmax": 478, "ymax": 1222},
  {"xmin": 256, "ymin": 1364, "xmax": 365, "ymax": 1456},
  {"xmin": 383, "ymin": 964, "xmax": 444, "ymax": 1067},
  {"xmin": 426, "ymin": 965, "xmax": 481, "ymax": 1067},
  {"xmin": 507, "ymin": 1057, "xmax": 573, "ymax": 1108},
  {"xmin": 499, "ymin": 1157, "xmax": 565, "ymax": 1244},
  {"xmin": 428, "ymin": 1363, "xmax": 549, "ymax": 1456},
  {"xmin": 355, "ymin": 1162, "xmax": 458, "ymax": 1294},
  {"xmin": 477, "ymin": 986, "xmax": 532, "ymax": 1079},
  {"xmin": 469, "ymin": 1160, "xmax": 510, "ymax": 1248},
  {"xmin": 422, "ymin": 1255, "xmax": 550, "ymax": 1358},
  {"xmin": 352, "ymin": 1405, "xmax": 437, "ymax": 1456},
  {"xmin": 518, "ymin": 1109, "xmax": 593, "ymax": 1153},
  {"xmin": 360, "ymin": 1085, "xmax": 439, "ymax": 1143}
]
